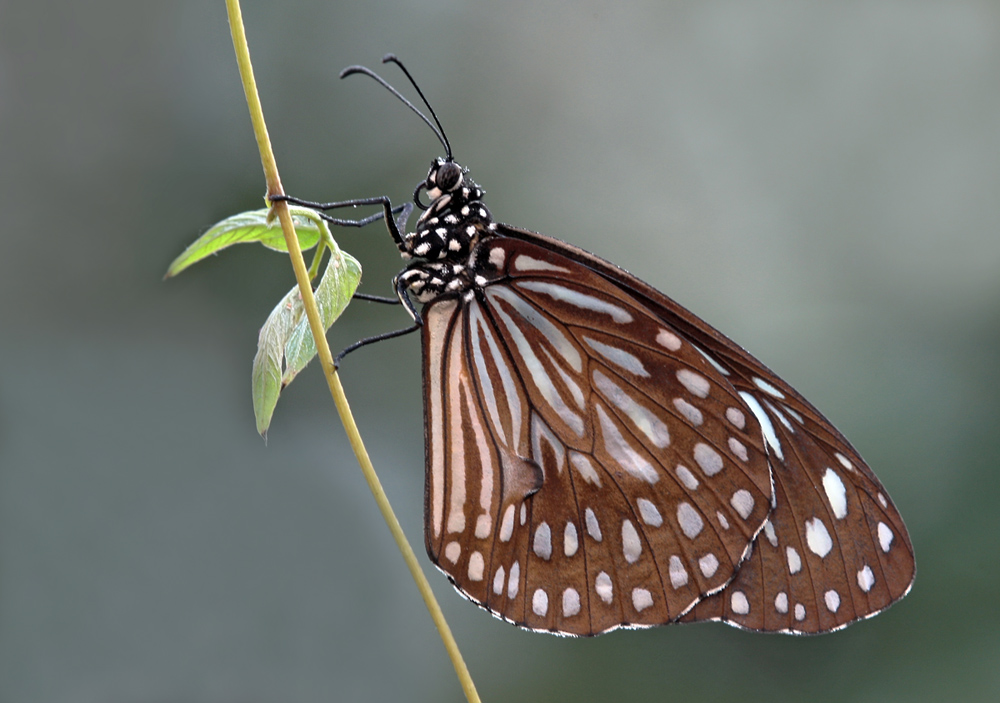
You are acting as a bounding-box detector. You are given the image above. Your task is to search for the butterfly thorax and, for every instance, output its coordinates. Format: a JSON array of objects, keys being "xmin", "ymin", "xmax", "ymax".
[{"xmin": 396, "ymin": 158, "xmax": 498, "ymax": 302}]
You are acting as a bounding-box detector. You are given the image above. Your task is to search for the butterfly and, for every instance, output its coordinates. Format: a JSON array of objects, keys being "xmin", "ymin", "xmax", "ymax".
[{"xmin": 274, "ymin": 55, "xmax": 915, "ymax": 636}]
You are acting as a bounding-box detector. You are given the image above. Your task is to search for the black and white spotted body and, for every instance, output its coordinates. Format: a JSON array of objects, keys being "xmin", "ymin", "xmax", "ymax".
[{"xmin": 395, "ymin": 158, "xmax": 497, "ymax": 303}]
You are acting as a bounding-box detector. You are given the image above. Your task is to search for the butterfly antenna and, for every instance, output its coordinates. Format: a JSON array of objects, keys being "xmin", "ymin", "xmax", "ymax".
[{"xmin": 340, "ymin": 56, "xmax": 452, "ymax": 160}]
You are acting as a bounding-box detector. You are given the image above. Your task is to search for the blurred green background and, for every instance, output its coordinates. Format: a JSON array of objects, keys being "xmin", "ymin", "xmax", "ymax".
[{"xmin": 2, "ymin": 1, "xmax": 998, "ymax": 701}]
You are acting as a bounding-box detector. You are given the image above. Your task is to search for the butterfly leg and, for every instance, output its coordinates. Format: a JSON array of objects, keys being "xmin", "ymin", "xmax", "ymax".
[
  {"xmin": 269, "ymin": 194, "xmax": 414, "ymax": 250},
  {"xmin": 332, "ymin": 275, "xmax": 423, "ymax": 368},
  {"xmin": 333, "ymin": 322, "xmax": 421, "ymax": 369},
  {"xmin": 352, "ymin": 292, "xmax": 401, "ymax": 305}
]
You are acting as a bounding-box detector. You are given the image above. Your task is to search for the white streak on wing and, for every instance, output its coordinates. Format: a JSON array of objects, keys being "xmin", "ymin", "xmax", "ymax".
[
  {"xmin": 592, "ymin": 369, "xmax": 670, "ymax": 448},
  {"xmin": 584, "ymin": 337, "xmax": 649, "ymax": 378},
  {"xmin": 493, "ymin": 303, "xmax": 585, "ymax": 437},
  {"xmin": 691, "ymin": 343, "xmax": 730, "ymax": 375},
  {"xmin": 782, "ymin": 404, "xmax": 804, "ymax": 424},
  {"xmin": 541, "ymin": 346, "xmax": 585, "ymax": 409},
  {"xmin": 569, "ymin": 451, "xmax": 602, "ymax": 487},
  {"xmin": 738, "ymin": 391, "xmax": 784, "ymax": 460},
  {"xmin": 487, "ymin": 287, "xmax": 581, "ymax": 371},
  {"xmin": 445, "ymin": 356, "xmax": 467, "ymax": 534},
  {"xmin": 461, "ymin": 380, "xmax": 494, "ymax": 513},
  {"xmin": 531, "ymin": 413, "xmax": 566, "ymax": 475},
  {"xmin": 469, "ymin": 302, "xmax": 520, "ymax": 447},
  {"xmin": 512, "ymin": 254, "xmax": 570, "ymax": 273},
  {"xmin": 754, "ymin": 376, "xmax": 786, "ymax": 399},
  {"xmin": 764, "ymin": 399, "xmax": 794, "ymax": 432},
  {"xmin": 595, "ymin": 404, "xmax": 659, "ymax": 484},
  {"xmin": 499, "ymin": 504, "xmax": 515, "ymax": 542},
  {"xmin": 425, "ymin": 301, "xmax": 457, "ymax": 539},
  {"xmin": 516, "ymin": 280, "xmax": 633, "ymax": 323}
]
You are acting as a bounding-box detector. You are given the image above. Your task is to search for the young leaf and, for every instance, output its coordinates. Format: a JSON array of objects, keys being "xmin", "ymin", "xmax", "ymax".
[
  {"xmin": 165, "ymin": 207, "xmax": 323, "ymax": 278},
  {"xmin": 252, "ymin": 246, "xmax": 362, "ymax": 436}
]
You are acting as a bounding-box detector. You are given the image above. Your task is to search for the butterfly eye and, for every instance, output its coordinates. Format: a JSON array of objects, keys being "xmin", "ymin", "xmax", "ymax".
[{"xmin": 435, "ymin": 161, "xmax": 464, "ymax": 192}]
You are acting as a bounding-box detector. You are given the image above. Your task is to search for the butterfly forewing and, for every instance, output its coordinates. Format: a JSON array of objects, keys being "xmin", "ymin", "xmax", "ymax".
[
  {"xmin": 422, "ymin": 238, "xmax": 782, "ymax": 635},
  {"xmin": 495, "ymin": 225, "xmax": 915, "ymax": 633}
]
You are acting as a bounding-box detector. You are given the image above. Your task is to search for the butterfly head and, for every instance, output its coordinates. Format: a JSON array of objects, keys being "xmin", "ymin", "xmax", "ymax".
[{"xmin": 400, "ymin": 158, "xmax": 496, "ymax": 265}]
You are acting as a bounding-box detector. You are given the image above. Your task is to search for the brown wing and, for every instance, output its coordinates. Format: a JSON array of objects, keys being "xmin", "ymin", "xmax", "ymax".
[
  {"xmin": 498, "ymin": 225, "xmax": 915, "ymax": 632},
  {"xmin": 422, "ymin": 237, "xmax": 775, "ymax": 635}
]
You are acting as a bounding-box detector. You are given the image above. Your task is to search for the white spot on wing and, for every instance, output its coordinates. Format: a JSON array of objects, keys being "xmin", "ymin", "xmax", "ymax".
[
  {"xmin": 726, "ymin": 407, "xmax": 746, "ymax": 429},
  {"xmin": 445, "ymin": 541, "xmax": 460, "ymax": 564},
  {"xmin": 508, "ymin": 561, "xmax": 520, "ymax": 598},
  {"xmin": 669, "ymin": 555, "xmax": 689, "ymax": 588},
  {"xmin": 637, "ymin": 498, "xmax": 663, "ymax": 527},
  {"xmin": 824, "ymin": 589, "xmax": 841, "ymax": 613},
  {"xmin": 731, "ymin": 591, "xmax": 750, "ymax": 615},
  {"xmin": 632, "ymin": 588, "xmax": 653, "ymax": 612},
  {"xmin": 775, "ymin": 592, "xmax": 788, "ymax": 614},
  {"xmin": 675, "ymin": 464, "xmax": 699, "ymax": 490},
  {"xmin": 562, "ymin": 588, "xmax": 581, "ymax": 617},
  {"xmin": 677, "ymin": 502, "xmax": 704, "ymax": 539},
  {"xmin": 836, "ymin": 452, "xmax": 853, "ymax": 470},
  {"xmin": 677, "ymin": 369, "xmax": 710, "ymax": 398},
  {"xmin": 805, "ymin": 517, "xmax": 833, "ymax": 558},
  {"xmin": 728, "ymin": 437, "xmax": 748, "ymax": 461},
  {"xmin": 493, "ymin": 566, "xmax": 505, "ymax": 595},
  {"xmin": 794, "ymin": 603, "xmax": 806, "ymax": 621},
  {"xmin": 786, "ymin": 546, "xmax": 802, "ymax": 574},
  {"xmin": 878, "ymin": 522, "xmax": 894, "ymax": 552},
  {"xmin": 822, "ymin": 468, "xmax": 848, "ymax": 519},
  {"xmin": 693, "ymin": 443, "xmax": 724, "ymax": 476},
  {"xmin": 532, "ymin": 588, "xmax": 548, "ymax": 616},
  {"xmin": 585, "ymin": 508, "xmax": 603, "ymax": 542},
  {"xmin": 673, "ymin": 397, "xmax": 703, "ymax": 426},
  {"xmin": 468, "ymin": 551, "xmax": 484, "ymax": 581},
  {"xmin": 656, "ymin": 328, "xmax": 682, "ymax": 351},
  {"xmin": 533, "ymin": 522, "xmax": 552, "ymax": 560},
  {"xmin": 488, "ymin": 247, "xmax": 506, "ymax": 268},
  {"xmin": 730, "ymin": 489, "xmax": 755, "ymax": 520},
  {"xmin": 699, "ymin": 553, "xmax": 719, "ymax": 578},
  {"xmin": 857, "ymin": 565, "xmax": 875, "ymax": 592},
  {"xmin": 763, "ymin": 520, "xmax": 778, "ymax": 547},
  {"xmin": 595, "ymin": 572, "xmax": 613, "ymax": 603},
  {"xmin": 621, "ymin": 519, "xmax": 642, "ymax": 563},
  {"xmin": 564, "ymin": 522, "xmax": 579, "ymax": 557}
]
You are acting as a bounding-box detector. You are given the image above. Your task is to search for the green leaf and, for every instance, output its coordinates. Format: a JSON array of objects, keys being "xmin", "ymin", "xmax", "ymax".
[
  {"xmin": 251, "ymin": 246, "xmax": 362, "ymax": 437},
  {"xmin": 165, "ymin": 207, "xmax": 323, "ymax": 278}
]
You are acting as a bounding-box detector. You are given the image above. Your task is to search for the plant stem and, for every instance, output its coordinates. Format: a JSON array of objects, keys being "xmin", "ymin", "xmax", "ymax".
[{"xmin": 224, "ymin": 3, "xmax": 481, "ymax": 701}]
